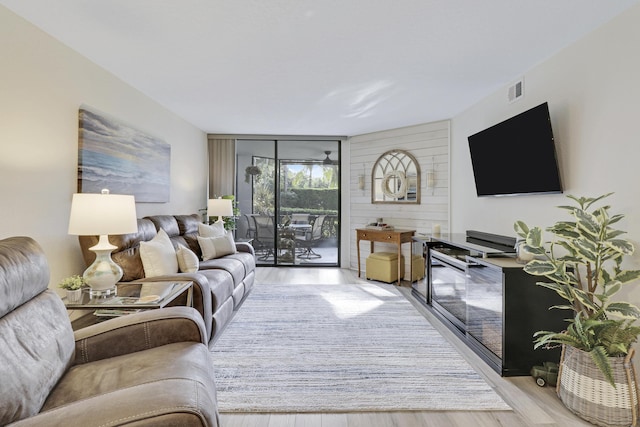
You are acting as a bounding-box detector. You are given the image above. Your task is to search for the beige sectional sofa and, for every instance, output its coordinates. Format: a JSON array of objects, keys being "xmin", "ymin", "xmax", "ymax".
[{"xmin": 79, "ymin": 213, "xmax": 256, "ymax": 347}]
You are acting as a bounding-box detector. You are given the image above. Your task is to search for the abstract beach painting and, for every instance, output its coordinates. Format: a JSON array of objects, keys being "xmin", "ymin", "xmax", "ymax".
[{"xmin": 78, "ymin": 108, "xmax": 170, "ymax": 202}]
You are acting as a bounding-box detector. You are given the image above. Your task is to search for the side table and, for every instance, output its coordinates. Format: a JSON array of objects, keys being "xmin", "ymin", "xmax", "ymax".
[
  {"xmin": 356, "ymin": 228, "xmax": 416, "ymax": 286},
  {"xmin": 65, "ymin": 280, "xmax": 193, "ymax": 330}
]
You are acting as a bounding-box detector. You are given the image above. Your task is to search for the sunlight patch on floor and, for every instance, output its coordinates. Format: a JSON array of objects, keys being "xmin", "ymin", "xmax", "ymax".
[{"xmin": 320, "ymin": 284, "xmax": 396, "ymax": 319}]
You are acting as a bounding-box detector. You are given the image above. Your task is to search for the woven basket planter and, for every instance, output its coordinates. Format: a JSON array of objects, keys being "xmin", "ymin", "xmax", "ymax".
[{"xmin": 557, "ymin": 345, "xmax": 640, "ymax": 427}]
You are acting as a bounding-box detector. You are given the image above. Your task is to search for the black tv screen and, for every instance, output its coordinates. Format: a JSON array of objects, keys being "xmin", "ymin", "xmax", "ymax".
[{"xmin": 468, "ymin": 102, "xmax": 562, "ymax": 197}]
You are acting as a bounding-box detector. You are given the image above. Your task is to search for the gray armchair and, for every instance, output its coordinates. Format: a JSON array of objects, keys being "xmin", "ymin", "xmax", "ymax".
[{"xmin": 0, "ymin": 236, "xmax": 219, "ymax": 426}]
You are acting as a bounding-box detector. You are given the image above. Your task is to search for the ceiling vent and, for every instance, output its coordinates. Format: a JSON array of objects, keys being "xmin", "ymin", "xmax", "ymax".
[{"xmin": 508, "ymin": 78, "xmax": 524, "ymax": 103}]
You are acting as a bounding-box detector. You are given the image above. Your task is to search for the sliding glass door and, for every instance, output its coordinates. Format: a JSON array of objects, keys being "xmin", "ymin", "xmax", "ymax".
[{"xmin": 235, "ymin": 139, "xmax": 340, "ymax": 266}]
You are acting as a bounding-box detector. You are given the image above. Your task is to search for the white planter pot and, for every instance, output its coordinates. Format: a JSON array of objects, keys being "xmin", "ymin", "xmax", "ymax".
[{"xmin": 66, "ymin": 288, "xmax": 82, "ymax": 303}]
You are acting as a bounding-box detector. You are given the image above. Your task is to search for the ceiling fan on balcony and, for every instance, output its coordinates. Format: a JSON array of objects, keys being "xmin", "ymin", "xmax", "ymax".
[{"xmin": 322, "ymin": 151, "xmax": 338, "ymax": 165}]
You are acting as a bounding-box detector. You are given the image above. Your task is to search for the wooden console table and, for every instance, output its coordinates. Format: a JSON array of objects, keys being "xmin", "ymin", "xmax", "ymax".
[{"xmin": 356, "ymin": 228, "xmax": 416, "ymax": 286}]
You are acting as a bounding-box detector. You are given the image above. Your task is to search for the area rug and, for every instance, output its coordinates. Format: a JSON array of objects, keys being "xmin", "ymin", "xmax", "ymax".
[{"xmin": 210, "ymin": 283, "xmax": 511, "ymax": 413}]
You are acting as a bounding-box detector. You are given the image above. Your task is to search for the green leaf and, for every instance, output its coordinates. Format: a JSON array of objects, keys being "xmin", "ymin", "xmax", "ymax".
[
  {"xmin": 549, "ymin": 225, "xmax": 580, "ymax": 241},
  {"xmin": 537, "ymin": 281, "xmax": 574, "ymax": 301},
  {"xmin": 608, "ymin": 214, "xmax": 624, "ymax": 226},
  {"xmin": 574, "ymin": 209, "xmax": 601, "ymax": 237},
  {"xmin": 574, "ymin": 237, "xmax": 598, "ymax": 254},
  {"xmin": 550, "ymin": 304, "xmax": 577, "ymax": 311},
  {"xmin": 526, "ymin": 227, "xmax": 543, "ymax": 247},
  {"xmin": 589, "ymin": 346, "xmax": 616, "ymax": 387},
  {"xmin": 603, "ymin": 282, "xmax": 621, "ymax": 297},
  {"xmin": 565, "ymin": 241, "xmax": 598, "ymax": 263},
  {"xmin": 614, "ymin": 269, "xmax": 640, "ymax": 284},
  {"xmin": 606, "ymin": 302, "xmax": 640, "ymax": 319},
  {"xmin": 580, "ymin": 193, "xmax": 614, "ymax": 210},
  {"xmin": 606, "ymin": 229, "xmax": 626, "ymax": 239},
  {"xmin": 514, "ymin": 221, "xmax": 529, "ymax": 238},
  {"xmin": 607, "ymin": 239, "xmax": 635, "ymax": 255},
  {"xmin": 524, "ymin": 260, "xmax": 557, "ymax": 276},
  {"xmin": 573, "ymin": 288, "xmax": 599, "ymax": 312},
  {"xmin": 555, "ymin": 241, "xmax": 578, "ymax": 256},
  {"xmin": 533, "ymin": 331, "xmax": 581, "ymax": 350},
  {"xmin": 521, "ymin": 243, "xmax": 545, "ymax": 255}
]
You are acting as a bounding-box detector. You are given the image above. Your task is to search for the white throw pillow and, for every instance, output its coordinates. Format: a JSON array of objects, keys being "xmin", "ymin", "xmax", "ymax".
[
  {"xmin": 176, "ymin": 244, "xmax": 199, "ymax": 273},
  {"xmin": 198, "ymin": 231, "xmax": 237, "ymax": 261},
  {"xmin": 198, "ymin": 221, "xmax": 226, "ymax": 238},
  {"xmin": 139, "ymin": 229, "xmax": 179, "ymax": 277}
]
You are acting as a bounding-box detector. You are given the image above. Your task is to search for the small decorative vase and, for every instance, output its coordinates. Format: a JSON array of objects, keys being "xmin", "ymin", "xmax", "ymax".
[
  {"xmin": 515, "ymin": 240, "xmax": 535, "ymax": 264},
  {"xmin": 557, "ymin": 344, "xmax": 640, "ymax": 427},
  {"xmin": 66, "ymin": 288, "xmax": 83, "ymax": 303}
]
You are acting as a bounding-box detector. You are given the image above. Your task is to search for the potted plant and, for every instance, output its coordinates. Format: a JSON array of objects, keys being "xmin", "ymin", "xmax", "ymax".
[
  {"xmin": 514, "ymin": 193, "xmax": 640, "ymax": 427},
  {"xmin": 245, "ymin": 165, "xmax": 261, "ymax": 183},
  {"xmin": 58, "ymin": 275, "xmax": 86, "ymax": 302},
  {"xmin": 221, "ymin": 195, "xmax": 240, "ymax": 232}
]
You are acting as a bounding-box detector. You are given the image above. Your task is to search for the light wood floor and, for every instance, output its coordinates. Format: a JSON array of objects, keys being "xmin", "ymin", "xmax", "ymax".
[{"xmin": 219, "ymin": 267, "xmax": 591, "ymax": 427}]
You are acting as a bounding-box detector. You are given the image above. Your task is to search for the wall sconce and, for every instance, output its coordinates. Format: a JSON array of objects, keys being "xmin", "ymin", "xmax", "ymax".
[
  {"xmin": 426, "ymin": 157, "xmax": 437, "ymax": 194},
  {"xmin": 426, "ymin": 171, "xmax": 436, "ymax": 189},
  {"xmin": 358, "ymin": 174, "xmax": 365, "ymax": 190}
]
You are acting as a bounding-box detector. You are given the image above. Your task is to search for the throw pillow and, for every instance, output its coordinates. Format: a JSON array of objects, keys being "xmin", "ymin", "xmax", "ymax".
[
  {"xmin": 198, "ymin": 231, "xmax": 237, "ymax": 261},
  {"xmin": 139, "ymin": 229, "xmax": 179, "ymax": 277},
  {"xmin": 198, "ymin": 221, "xmax": 226, "ymax": 238},
  {"xmin": 176, "ymin": 244, "xmax": 199, "ymax": 273}
]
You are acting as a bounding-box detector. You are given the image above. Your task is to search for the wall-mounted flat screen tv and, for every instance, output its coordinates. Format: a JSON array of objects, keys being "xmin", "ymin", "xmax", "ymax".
[{"xmin": 467, "ymin": 102, "xmax": 562, "ymax": 197}]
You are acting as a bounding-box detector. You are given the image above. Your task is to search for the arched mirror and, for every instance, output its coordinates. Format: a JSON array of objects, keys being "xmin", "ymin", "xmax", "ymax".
[{"xmin": 371, "ymin": 149, "xmax": 420, "ymax": 204}]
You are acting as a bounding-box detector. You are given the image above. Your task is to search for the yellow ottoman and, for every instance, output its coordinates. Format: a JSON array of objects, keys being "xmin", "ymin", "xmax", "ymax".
[
  {"xmin": 366, "ymin": 252, "xmax": 405, "ymax": 283},
  {"xmin": 411, "ymin": 254, "xmax": 425, "ymax": 282}
]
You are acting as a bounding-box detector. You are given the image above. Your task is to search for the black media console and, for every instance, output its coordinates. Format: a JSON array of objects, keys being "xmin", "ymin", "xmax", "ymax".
[{"xmin": 412, "ymin": 230, "xmax": 566, "ymax": 376}]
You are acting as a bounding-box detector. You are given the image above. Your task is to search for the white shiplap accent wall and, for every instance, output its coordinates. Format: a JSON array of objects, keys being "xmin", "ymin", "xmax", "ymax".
[{"xmin": 348, "ymin": 120, "xmax": 450, "ymax": 279}]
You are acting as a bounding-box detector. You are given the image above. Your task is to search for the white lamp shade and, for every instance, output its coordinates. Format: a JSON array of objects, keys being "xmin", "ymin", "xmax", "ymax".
[
  {"xmin": 208, "ymin": 198, "xmax": 233, "ymax": 218},
  {"xmin": 68, "ymin": 192, "xmax": 138, "ymax": 236}
]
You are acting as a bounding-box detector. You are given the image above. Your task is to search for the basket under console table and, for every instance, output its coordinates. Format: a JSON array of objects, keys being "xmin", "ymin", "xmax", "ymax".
[{"xmin": 412, "ymin": 231, "xmax": 567, "ymax": 376}]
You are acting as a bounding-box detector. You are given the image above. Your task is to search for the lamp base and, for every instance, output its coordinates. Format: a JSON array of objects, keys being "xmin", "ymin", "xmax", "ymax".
[
  {"xmin": 88, "ymin": 286, "xmax": 117, "ymax": 298},
  {"xmin": 84, "ymin": 235, "xmax": 123, "ymax": 298}
]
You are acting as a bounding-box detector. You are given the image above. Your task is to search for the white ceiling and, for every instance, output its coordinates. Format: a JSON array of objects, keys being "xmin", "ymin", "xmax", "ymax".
[{"xmin": 2, "ymin": 1, "xmax": 638, "ymax": 136}]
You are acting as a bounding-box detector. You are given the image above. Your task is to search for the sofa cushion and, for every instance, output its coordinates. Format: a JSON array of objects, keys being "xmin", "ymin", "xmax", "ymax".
[
  {"xmin": 140, "ymin": 229, "xmax": 179, "ymax": 277},
  {"xmin": 197, "ymin": 269, "xmax": 234, "ymax": 313},
  {"xmin": 175, "ymin": 214, "xmax": 200, "ymax": 236},
  {"xmin": 198, "ymin": 232, "xmax": 237, "ymax": 261},
  {"xmin": 147, "ymin": 215, "xmax": 181, "ymax": 238},
  {"xmin": 176, "ymin": 244, "xmax": 199, "ymax": 273},
  {"xmin": 200, "ymin": 257, "xmax": 246, "ymax": 286},
  {"xmin": 225, "ymin": 251, "xmax": 257, "ymax": 277}
]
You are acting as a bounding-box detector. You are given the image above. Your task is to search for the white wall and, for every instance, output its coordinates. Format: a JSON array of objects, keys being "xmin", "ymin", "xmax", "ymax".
[
  {"xmin": 451, "ymin": 5, "xmax": 640, "ymax": 302},
  {"xmin": 0, "ymin": 7, "xmax": 208, "ymax": 291},
  {"xmin": 348, "ymin": 121, "xmax": 450, "ymax": 277}
]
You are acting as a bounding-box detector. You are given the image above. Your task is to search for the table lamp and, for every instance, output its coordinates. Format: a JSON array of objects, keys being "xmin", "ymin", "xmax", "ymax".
[
  {"xmin": 208, "ymin": 198, "xmax": 233, "ymax": 223},
  {"xmin": 68, "ymin": 189, "xmax": 138, "ymax": 297}
]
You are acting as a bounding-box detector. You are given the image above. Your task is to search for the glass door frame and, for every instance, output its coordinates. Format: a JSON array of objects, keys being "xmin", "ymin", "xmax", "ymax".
[{"xmin": 235, "ymin": 137, "xmax": 342, "ymax": 267}]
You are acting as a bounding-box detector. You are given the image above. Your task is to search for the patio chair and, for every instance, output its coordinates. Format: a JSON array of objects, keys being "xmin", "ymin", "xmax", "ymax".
[
  {"xmin": 244, "ymin": 214, "xmax": 257, "ymax": 239},
  {"xmin": 253, "ymin": 215, "xmax": 275, "ymax": 260},
  {"xmin": 296, "ymin": 214, "xmax": 326, "ymax": 259}
]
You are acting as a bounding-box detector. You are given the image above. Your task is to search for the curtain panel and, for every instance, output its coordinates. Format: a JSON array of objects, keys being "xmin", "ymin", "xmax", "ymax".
[{"xmin": 208, "ymin": 138, "xmax": 236, "ymax": 198}]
